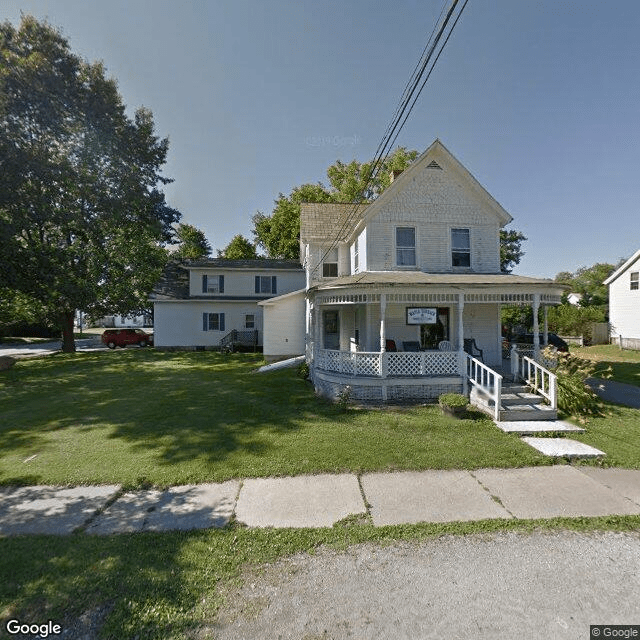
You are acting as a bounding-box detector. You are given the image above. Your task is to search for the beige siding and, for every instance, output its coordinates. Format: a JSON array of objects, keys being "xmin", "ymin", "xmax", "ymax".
[
  {"xmin": 262, "ymin": 292, "xmax": 306, "ymax": 359},
  {"xmin": 364, "ymin": 164, "xmax": 501, "ymax": 273},
  {"xmin": 609, "ymin": 255, "xmax": 640, "ymax": 338}
]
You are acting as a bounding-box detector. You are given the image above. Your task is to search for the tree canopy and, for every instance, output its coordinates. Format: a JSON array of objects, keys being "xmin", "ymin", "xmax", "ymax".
[
  {"xmin": 500, "ymin": 229, "xmax": 527, "ymax": 274},
  {"xmin": 218, "ymin": 234, "xmax": 258, "ymax": 259},
  {"xmin": 0, "ymin": 16, "xmax": 180, "ymax": 350},
  {"xmin": 554, "ymin": 262, "xmax": 618, "ymax": 308},
  {"xmin": 173, "ymin": 223, "xmax": 211, "ymax": 259}
]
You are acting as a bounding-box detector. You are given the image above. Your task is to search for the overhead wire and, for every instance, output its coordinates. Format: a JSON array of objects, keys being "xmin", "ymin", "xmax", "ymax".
[{"xmin": 308, "ymin": 0, "xmax": 470, "ymax": 279}]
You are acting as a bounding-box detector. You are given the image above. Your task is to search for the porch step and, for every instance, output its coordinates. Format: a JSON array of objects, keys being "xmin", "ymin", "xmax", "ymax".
[
  {"xmin": 499, "ymin": 404, "xmax": 557, "ymax": 421},
  {"xmin": 470, "ymin": 386, "xmax": 557, "ymax": 422},
  {"xmin": 500, "ymin": 392, "xmax": 545, "ymax": 407}
]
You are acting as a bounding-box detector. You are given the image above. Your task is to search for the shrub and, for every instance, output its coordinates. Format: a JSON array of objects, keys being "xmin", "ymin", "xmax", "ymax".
[
  {"xmin": 438, "ymin": 393, "xmax": 468, "ymax": 408},
  {"xmin": 336, "ymin": 385, "xmax": 352, "ymax": 412},
  {"xmin": 543, "ymin": 346, "xmax": 611, "ymax": 422},
  {"xmin": 296, "ymin": 361, "xmax": 310, "ymax": 380}
]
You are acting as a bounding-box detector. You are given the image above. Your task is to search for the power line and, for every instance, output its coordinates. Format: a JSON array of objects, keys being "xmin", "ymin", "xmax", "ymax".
[{"xmin": 309, "ymin": 0, "xmax": 470, "ymax": 279}]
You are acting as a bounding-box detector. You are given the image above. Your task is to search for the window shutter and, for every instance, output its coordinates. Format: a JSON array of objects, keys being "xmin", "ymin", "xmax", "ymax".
[
  {"xmin": 220, "ymin": 313, "xmax": 225, "ymax": 332},
  {"xmin": 271, "ymin": 276, "xmax": 277, "ymax": 294},
  {"xmin": 202, "ymin": 313, "xmax": 208, "ymax": 331},
  {"xmin": 219, "ymin": 275, "xmax": 224, "ymax": 293},
  {"xmin": 255, "ymin": 276, "xmax": 260, "ymax": 293},
  {"xmin": 202, "ymin": 275, "xmax": 208, "ymax": 293}
]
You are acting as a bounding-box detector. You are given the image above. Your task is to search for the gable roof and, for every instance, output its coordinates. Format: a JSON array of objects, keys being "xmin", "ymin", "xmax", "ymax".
[
  {"xmin": 603, "ymin": 248, "xmax": 640, "ymax": 285},
  {"xmin": 300, "ymin": 202, "xmax": 369, "ymax": 243},
  {"xmin": 349, "ymin": 139, "xmax": 513, "ymax": 241}
]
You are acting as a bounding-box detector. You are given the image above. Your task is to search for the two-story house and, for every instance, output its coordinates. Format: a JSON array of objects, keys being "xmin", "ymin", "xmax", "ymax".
[
  {"xmin": 604, "ymin": 248, "xmax": 640, "ymax": 346},
  {"xmin": 151, "ymin": 259, "xmax": 305, "ymax": 349},
  {"xmin": 263, "ymin": 139, "xmax": 565, "ymax": 404}
]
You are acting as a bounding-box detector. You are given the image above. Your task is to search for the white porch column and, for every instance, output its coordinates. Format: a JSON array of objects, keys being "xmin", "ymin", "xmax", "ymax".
[
  {"xmin": 458, "ymin": 294, "xmax": 467, "ymax": 394},
  {"xmin": 543, "ymin": 305, "xmax": 549, "ymax": 346},
  {"xmin": 379, "ymin": 293, "xmax": 387, "ymax": 352},
  {"xmin": 532, "ymin": 293, "xmax": 540, "ymax": 359}
]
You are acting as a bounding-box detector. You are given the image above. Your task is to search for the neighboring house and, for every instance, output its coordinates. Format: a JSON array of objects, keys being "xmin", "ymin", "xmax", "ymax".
[
  {"xmin": 603, "ymin": 248, "xmax": 640, "ymax": 342},
  {"xmin": 566, "ymin": 293, "xmax": 583, "ymax": 306},
  {"xmin": 150, "ymin": 259, "xmax": 305, "ymax": 349},
  {"xmin": 263, "ymin": 139, "xmax": 565, "ymax": 403}
]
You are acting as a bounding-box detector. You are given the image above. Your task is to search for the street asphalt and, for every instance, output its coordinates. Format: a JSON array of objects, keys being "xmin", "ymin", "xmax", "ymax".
[{"xmin": 1, "ymin": 466, "xmax": 639, "ymax": 536}]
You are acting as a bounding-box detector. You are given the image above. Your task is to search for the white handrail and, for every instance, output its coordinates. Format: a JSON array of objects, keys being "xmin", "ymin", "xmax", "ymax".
[
  {"xmin": 466, "ymin": 355, "xmax": 502, "ymax": 421},
  {"xmin": 520, "ymin": 355, "xmax": 557, "ymax": 410}
]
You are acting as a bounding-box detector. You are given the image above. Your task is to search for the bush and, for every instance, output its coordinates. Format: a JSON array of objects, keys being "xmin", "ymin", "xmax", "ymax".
[
  {"xmin": 296, "ymin": 361, "xmax": 310, "ymax": 380},
  {"xmin": 543, "ymin": 347, "xmax": 611, "ymax": 422},
  {"xmin": 438, "ymin": 393, "xmax": 468, "ymax": 408}
]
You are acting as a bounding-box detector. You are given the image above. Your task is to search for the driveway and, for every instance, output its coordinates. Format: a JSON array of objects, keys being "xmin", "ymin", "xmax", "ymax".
[{"xmin": 587, "ymin": 377, "xmax": 640, "ymax": 409}]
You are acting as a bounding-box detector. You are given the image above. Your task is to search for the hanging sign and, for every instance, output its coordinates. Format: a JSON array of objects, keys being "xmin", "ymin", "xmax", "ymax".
[{"xmin": 406, "ymin": 307, "xmax": 437, "ymax": 325}]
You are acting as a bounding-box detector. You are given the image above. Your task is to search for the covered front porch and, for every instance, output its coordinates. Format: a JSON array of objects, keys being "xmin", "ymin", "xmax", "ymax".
[{"xmin": 307, "ymin": 273, "xmax": 564, "ymax": 403}]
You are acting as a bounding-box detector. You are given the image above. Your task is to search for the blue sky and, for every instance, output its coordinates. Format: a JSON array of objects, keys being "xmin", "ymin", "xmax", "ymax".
[{"xmin": 3, "ymin": 0, "xmax": 640, "ymax": 278}]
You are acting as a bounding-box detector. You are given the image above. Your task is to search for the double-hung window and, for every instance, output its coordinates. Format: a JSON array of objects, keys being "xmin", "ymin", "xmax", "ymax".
[
  {"xmin": 202, "ymin": 275, "xmax": 224, "ymax": 294},
  {"xmin": 451, "ymin": 228, "xmax": 471, "ymax": 267},
  {"xmin": 396, "ymin": 227, "xmax": 416, "ymax": 266},
  {"xmin": 245, "ymin": 314, "xmax": 255, "ymax": 329},
  {"xmin": 631, "ymin": 272, "xmax": 639, "ymax": 291},
  {"xmin": 255, "ymin": 276, "xmax": 277, "ymax": 294},
  {"xmin": 322, "ymin": 248, "xmax": 338, "ymax": 278},
  {"xmin": 202, "ymin": 312, "xmax": 225, "ymax": 331}
]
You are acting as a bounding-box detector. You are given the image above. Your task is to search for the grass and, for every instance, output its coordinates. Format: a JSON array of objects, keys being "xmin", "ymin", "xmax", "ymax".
[
  {"xmin": 571, "ymin": 344, "xmax": 640, "ymax": 387},
  {"xmin": 2, "ymin": 515, "xmax": 640, "ymax": 639},
  {"xmin": 0, "ymin": 350, "xmax": 551, "ymax": 487}
]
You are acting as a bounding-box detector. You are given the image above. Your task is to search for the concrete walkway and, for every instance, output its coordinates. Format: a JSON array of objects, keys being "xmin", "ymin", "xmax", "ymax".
[{"xmin": 1, "ymin": 466, "xmax": 639, "ymax": 536}]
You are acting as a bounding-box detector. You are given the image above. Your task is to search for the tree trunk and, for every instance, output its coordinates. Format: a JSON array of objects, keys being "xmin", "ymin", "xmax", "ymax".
[{"xmin": 60, "ymin": 311, "xmax": 76, "ymax": 353}]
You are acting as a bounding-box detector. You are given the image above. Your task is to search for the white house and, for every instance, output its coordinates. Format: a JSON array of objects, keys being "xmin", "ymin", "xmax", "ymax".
[
  {"xmin": 151, "ymin": 259, "xmax": 305, "ymax": 349},
  {"xmin": 264, "ymin": 139, "xmax": 565, "ymax": 404},
  {"xmin": 604, "ymin": 248, "xmax": 640, "ymax": 343}
]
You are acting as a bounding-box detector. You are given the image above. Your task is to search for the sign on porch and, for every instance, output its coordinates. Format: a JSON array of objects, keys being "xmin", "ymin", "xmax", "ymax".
[{"xmin": 406, "ymin": 307, "xmax": 438, "ymax": 325}]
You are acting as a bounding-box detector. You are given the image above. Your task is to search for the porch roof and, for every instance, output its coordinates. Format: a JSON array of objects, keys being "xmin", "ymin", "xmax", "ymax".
[{"xmin": 310, "ymin": 271, "xmax": 566, "ymax": 305}]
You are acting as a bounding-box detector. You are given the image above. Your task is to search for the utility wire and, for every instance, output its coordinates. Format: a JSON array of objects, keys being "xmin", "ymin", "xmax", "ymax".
[{"xmin": 309, "ymin": 0, "xmax": 469, "ymax": 279}]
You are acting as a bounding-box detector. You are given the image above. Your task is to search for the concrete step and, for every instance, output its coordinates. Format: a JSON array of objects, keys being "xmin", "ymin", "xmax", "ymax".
[
  {"xmin": 500, "ymin": 392, "xmax": 545, "ymax": 406},
  {"xmin": 499, "ymin": 404, "xmax": 557, "ymax": 422}
]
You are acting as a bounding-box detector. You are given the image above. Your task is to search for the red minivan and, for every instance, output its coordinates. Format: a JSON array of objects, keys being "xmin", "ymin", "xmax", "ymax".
[{"xmin": 101, "ymin": 329, "xmax": 154, "ymax": 349}]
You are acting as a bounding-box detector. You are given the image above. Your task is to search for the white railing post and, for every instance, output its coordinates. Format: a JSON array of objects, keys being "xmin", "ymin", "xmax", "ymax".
[
  {"xmin": 494, "ymin": 374, "xmax": 502, "ymax": 422},
  {"xmin": 380, "ymin": 352, "xmax": 387, "ymax": 378}
]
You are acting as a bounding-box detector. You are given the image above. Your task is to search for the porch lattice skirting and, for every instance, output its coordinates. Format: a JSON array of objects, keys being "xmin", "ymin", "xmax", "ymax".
[{"xmin": 313, "ymin": 350, "xmax": 463, "ymax": 403}]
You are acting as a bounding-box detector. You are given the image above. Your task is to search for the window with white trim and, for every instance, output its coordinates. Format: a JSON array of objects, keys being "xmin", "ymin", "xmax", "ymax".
[
  {"xmin": 203, "ymin": 312, "xmax": 225, "ymax": 331},
  {"xmin": 631, "ymin": 271, "xmax": 639, "ymax": 290},
  {"xmin": 202, "ymin": 274, "xmax": 224, "ymax": 294},
  {"xmin": 353, "ymin": 236, "xmax": 359, "ymax": 272},
  {"xmin": 245, "ymin": 314, "xmax": 255, "ymax": 329},
  {"xmin": 322, "ymin": 248, "xmax": 338, "ymax": 277},
  {"xmin": 396, "ymin": 227, "xmax": 416, "ymax": 266},
  {"xmin": 451, "ymin": 228, "xmax": 471, "ymax": 267}
]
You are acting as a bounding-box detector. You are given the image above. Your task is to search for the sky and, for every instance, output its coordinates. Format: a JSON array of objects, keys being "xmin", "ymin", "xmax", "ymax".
[{"xmin": 3, "ymin": 0, "xmax": 640, "ymax": 278}]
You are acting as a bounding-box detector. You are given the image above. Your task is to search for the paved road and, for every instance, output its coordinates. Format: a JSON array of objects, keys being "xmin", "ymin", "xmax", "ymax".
[
  {"xmin": 0, "ymin": 338, "xmax": 106, "ymax": 357},
  {"xmin": 587, "ymin": 377, "xmax": 640, "ymax": 409},
  {"xmin": 212, "ymin": 530, "xmax": 640, "ymax": 640}
]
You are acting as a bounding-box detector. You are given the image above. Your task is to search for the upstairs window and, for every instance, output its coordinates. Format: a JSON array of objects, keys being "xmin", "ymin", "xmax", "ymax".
[
  {"xmin": 451, "ymin": 228, "xmax": 471, "ymax": 267},
  {"xmin": 255, "ymin": 275, "xmax": 277, "ymax": 294},
  {"xmin": 322, "ymin": 248, "xmax": 338, "ymax": 278},
  {"xmin": 353, "ymin": 237, "xmax": 359, "ymax": 273},
  {"xmin": 631, "ymin": 272, "xmax": 639, "ymax": 290},
  {"xmin": 396, "ymin": 227, "xmax": 416, "ymax": 266},
  {"xmin": 202, "ymin": 274, "xmax": 224, "ymax": 294}
]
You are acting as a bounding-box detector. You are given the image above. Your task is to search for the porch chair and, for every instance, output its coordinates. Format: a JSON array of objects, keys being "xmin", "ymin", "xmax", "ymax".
[
  {"xmin": 385, "ymin": 339, "xmax": 398, "ymax": 352},
  {"xmin": 463, "ymin": 338, "xmax": 484, "ymax": 362},
  {"xmin": 402, "ymin": 341, "xmax": 422, "ymax": 352},
  {"xmin": 437, "ymin": 340, "xmax": 452, "ymax": 351}
]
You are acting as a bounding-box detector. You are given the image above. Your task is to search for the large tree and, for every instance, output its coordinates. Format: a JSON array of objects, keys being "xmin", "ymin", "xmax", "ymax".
[
  {"xmin": 173, "ymin": 223, "xmax": 211, "ymax": 259},
  {"xmin": 500, "ymin": 229, "xmax": 527, "ymax": 274},
  {"xmin": 0, "ymin": 16, "xmax": 180, "ymax": 351},
  {"xmin": 554, "ymin": 262, "xmax": 617, "ymax": 308},
  {"xmin": 218, "ymin": 234, "xmax": 258, "ymax": 259}
]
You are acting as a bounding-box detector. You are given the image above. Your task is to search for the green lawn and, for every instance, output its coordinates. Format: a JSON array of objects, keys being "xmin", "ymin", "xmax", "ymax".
[
  {"xmin": 571, "ymin": 344, "xmax": 640, "ymax": 387},
  {"xmin": 0, "ymin": 350, "xmax": 550, "ymax": 487}
]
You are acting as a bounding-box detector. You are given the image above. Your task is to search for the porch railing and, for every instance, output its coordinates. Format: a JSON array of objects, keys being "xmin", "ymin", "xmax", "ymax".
[
  {"xmin": 466, "ymin": 355, "xmax": 502, "ymax": 421},
  {"xmin": 519, "ymin": 355, "xmax": 557, "ymax": 410},
  {"xmin": 315, "ymin": 349, "xmax": 460, "ymax": 378}
]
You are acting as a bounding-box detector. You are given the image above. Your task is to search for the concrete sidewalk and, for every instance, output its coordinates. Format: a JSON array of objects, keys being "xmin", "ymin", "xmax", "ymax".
[{"xmin": 1, "ymin": 466, "xmax": 639, "ymax": 536}]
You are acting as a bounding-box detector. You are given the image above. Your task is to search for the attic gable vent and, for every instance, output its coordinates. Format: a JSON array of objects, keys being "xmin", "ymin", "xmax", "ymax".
[{"xmin": 427, "ymin": 160, "xmax": 442, "ymax": 170}]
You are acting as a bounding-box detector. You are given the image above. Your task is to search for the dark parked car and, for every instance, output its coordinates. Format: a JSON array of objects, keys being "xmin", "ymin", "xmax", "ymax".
[
  {"xmin": 508, "ymin": 332, "xmax": 568, "ymax": 352},
  {"xmin": 101, "ymin": 328, "xmax": 153, "ymax": 349}
]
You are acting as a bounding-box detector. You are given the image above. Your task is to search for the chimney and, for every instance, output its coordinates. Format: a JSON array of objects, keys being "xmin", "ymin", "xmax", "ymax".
[{"xmin": 390, "ymin": 169, "xmax": 403, "ymax": 183}]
